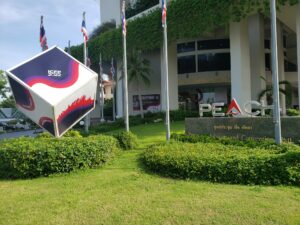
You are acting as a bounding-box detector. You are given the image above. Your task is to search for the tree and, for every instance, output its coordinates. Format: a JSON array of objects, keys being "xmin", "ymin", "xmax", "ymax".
[
  {"xmin": 0, "ymin": 96, "xmax": 15, "ymax": 108},
  {"xmin": 89, "ymin": 20, "xmax": 116, "ymax": 40},
  {"xmin": 258, "ymin": 76, "xmax": 292, "ymax": 108},
  {"xmin": 0, "ymin": 70, "xmax": 9, "ymax": 99},
  {"xmin": 126, "ymin": 50, "xmax": 151, "ymax": 118}
]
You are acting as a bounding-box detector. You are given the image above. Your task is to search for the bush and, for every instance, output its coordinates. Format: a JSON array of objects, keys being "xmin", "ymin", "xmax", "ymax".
[
  {"xmin": 142, "ymin": 142, "xmax": 300, "ymax": 185},
  {"xmin": 35, "ymin": 130, "xmax": 83, "ymax": 138},
  {"xmin": 0, "ymin": 135, "xmax": 119, "ymax": 179},
  {"xmin": 287, "ymin": 108, "xmax": 300, "ymax": 116},
  {"xmin": 171, "ymin": 134, "xmax": 293, "ymax": 152},
  {"xmin": 113, "ymin": 131, "xmax": 138, "ymax": 150}
]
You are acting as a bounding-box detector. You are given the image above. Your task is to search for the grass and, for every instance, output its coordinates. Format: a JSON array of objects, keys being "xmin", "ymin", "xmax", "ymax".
[{"xmin": 0, "ymin": 121, "xmax": 299, "ymax": 225}]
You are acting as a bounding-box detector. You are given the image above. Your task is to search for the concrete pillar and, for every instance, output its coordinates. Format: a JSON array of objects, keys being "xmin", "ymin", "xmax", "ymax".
[
  {"xmin": 249, "ymin": 14, "xmax": 266, "ymax": 101},
  {"xmin": 276, "ymin": 21, "xmax": 286, "ymax": 114},
  {"xmin": 297, "ymin": 4, "xmax": 300, "ymax": 108},
  {"xmin": 230, "ymin": 18, "xmax": 251, "ymax": 113},
  {"xmin": 161, "ymin": 43, "xmax": 178, "ymax": 111}
]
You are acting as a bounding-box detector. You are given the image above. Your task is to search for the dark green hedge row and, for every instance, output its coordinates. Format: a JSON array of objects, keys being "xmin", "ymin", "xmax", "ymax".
[
  {"xmin": 142, "ymin": 142, "xmax": 300, "ymax": 185},
  {"xmin": 113, "ymin": 131, "xmax": 138, "ymax": 150},
  {"xmin": 89, "ymin": 110, "xmax": 198, "ymax": 134},
  {"xmin": 171, "ymin": 134, "xmax": 294, "ymax": 152},
  {"xmin": 0, "ymin": 135, "xmax": 119, "ymax": 179}
]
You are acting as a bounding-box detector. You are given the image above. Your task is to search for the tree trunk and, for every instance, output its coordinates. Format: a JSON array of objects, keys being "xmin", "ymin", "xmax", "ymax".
[{"xmin": 137, "ymin": 83, "xmax": 144, "ymax": 118}]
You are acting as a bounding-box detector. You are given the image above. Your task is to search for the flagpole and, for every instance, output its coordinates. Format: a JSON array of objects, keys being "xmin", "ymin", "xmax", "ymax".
[
  {"xmin": 270, "ymin": 0, "xmax": 282, "ymax": 144},
  {"xmin": 122, "ymin": 0, "xmax": 129, "ymax": 132},
  {"xmin": 112, "ymin": 58, "xmax": 116, "ymax": 122},
  {"xmin": 163, "ymin": 0, "xmax": 170, "ymax": 141},
  {"xmin": 99, "ymin": 53, "xmax": 105, "ymax": 122},
  {"xmin": 83, "ymin": 11, "xmax": 89, "ymax": 133}
]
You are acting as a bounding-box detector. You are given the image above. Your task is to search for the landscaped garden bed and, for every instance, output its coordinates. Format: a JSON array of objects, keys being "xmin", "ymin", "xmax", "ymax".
[
  {"xmin": 142, "ymin": 135, "xmax": 300, "ymax": 185},
  {"xmin": 0, "ymin": 135, "xmax": 119, "ymax": 179}
]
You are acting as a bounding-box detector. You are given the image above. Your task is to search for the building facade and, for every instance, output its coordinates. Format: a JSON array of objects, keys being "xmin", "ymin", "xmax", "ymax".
[{"xmin": 99, "ymin": 0, "xmax": 300, "ymax": 117}]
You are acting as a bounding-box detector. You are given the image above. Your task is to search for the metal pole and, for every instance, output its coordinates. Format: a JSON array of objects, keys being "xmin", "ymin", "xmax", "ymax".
[
  {"xmin": 112, "ymin": 58, "xmax": 116, "ymax": 122},
  {"xmin": 270, "ymin": 0, "xmax": 282, "ymax": 144},
  {"xmin": 122, "ymin": 1, "xmax": 129, "ymax": 132},
  {"xmin": 99, "ymin": 53, "xmax": 105, "ymax": 122},
  {"xmin": 83, "ymin": 12, "xmax": 89, "ymax": 133},
  {"xmin": 163, "ymin": 0, "xmax": 170, "ymax": 141}
]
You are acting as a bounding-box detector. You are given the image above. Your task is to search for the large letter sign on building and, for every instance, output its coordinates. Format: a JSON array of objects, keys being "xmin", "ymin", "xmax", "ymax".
[{"xmin": 6, "ymin": 46, "xmax": 98, "ymax": 137}]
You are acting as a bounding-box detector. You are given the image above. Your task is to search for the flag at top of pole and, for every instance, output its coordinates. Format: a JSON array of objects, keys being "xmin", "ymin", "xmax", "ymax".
[
  {"xmin": 162, "ymin": 0, "xmax": 167, "ymax": 27},
  {"xmin": 40, "ymin": 16, "xmax": 48, "ymax": 51},
  {"xmin": 122, "ymin": 0, "xmax": 127, "ymax": 36},
  {"xmin": 81, "ymin": 12, "xmax": 89, "ymax": 43}
]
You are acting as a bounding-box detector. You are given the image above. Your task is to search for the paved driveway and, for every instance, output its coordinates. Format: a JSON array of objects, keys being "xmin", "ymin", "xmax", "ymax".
[{"xmin": 0, "ymin": 129, "xmax": 43, "ymax": 140}]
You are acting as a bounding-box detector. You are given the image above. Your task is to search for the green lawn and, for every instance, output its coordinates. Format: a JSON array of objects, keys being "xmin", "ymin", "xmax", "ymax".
[{"xmin": 0, "ymin": 121, "xmax": 299, "ymax": 225}]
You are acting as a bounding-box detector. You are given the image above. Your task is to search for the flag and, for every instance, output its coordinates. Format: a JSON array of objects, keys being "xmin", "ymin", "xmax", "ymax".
[
  {"xmin": 162, "ymin": 0, "xmax": 167, "ymax": 27},
  {"xmin": 122, "ymin": 1, "xmax": 127, "ymax": 36},
  {"xmin": 40, "ymin": 16, "xmax": 48, "ymax": 51},
  {"xmin": 110, "ymin": 58, "xmax": 115, "ymax": 79},
  {"xmin": 81, "ymin": 12, "xmax": 88, "ymax": 42}
]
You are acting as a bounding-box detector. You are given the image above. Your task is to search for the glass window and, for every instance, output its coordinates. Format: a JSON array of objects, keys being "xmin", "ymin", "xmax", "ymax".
[
  {"xmin": 178, "ymin": 55, "xmax": 196, "ymax": 74},
  {"xmin": 177, "ymin": 42, "xmax": 195, "ymax": 53},
  {"xmin": 265, "ymin": 53, "xmax": 271, "ymax": 71},
  {"xmin": 265, "ymin": 40, "xmax": 270, "ymax": 49},
  {"xmin": 197, "ymin": 39, "xmax": 230, "ymax": 50},
  {"xmin": 198, "ymin": 53, "xmax": 231, "ymax": 72},
  {"xmin": 284, "ymin": 60, "xmax": 297, "ymax": 72}
]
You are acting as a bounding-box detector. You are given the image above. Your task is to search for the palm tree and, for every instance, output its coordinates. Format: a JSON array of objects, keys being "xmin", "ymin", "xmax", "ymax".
[
  {"xmin": 126, "ymin": 49, "xmax": 151, "ymax": 118},
  {"xmin": 258, "ymin": 76, "xmax": 292, "ymax": 108}
]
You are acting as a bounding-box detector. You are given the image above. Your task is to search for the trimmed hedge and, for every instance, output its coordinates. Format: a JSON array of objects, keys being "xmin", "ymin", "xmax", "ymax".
[
  {"xmin": 89, "ymin": 110, "xmax": 198, "ymax": 134},
  {"xmin": 171, "ymin": 134, "xmax": 293, "ymax": 152},
  {"xmin": 0, "ymin": 135, "xmax": 119, "ymax": 179},
  {"xmin": 113, "ymin": 131, "xmax": 138, "ymax": 150},
  {"xmin": 142, "ymin": 142, "xmax": 300, "ymax": 185}
]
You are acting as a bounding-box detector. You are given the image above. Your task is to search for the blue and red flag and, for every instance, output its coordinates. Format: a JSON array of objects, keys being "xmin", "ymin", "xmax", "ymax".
[
  {"xmin": 40, "ymin": 16, "xmax": 48, "ymax": 51},
  {"xmin": 81, "ymin": 12, "xmax": 89, "ymax": 42},
  {"xmin": 162, "ymin": 0, "xmax": 167, "ymax": 27},
  {"xmin": 122, "ymin": 1, "xmax": 127, "ymax": 36}
]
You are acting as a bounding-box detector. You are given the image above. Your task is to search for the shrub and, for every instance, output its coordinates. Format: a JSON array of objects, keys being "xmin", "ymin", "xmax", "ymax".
[
  {"xmin": 287, "ymin": 108, "xmax": 300, "ymax": 116},
  {"xmin": 0, "ymin": 135, "xmax": 119, "ymax": 179},
  {"xmin": 142, "ymin": 142, "xmax": 300, "ymax": 185},
  {"xmin": 113, "ymin": 131, "xmax": 138, "ymax": 150},
  {"xmin": 35, "ymin": 130, "xmax": 82, "ymax": 138},
  {"xmin": 171, "ymin": 134, "xmax": 293, "ymax": 153}
]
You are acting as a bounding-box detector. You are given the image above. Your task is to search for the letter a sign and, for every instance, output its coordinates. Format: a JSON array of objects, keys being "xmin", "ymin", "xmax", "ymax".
[{"xmin": 226, "ymin": 98, "xmax": 242, "ymax": 116}]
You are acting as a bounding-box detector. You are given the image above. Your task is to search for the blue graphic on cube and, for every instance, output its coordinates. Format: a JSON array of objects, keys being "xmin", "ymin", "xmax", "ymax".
[{"xmin": 6, "ymin": 46, "xmax": 98, "ymax": 137}]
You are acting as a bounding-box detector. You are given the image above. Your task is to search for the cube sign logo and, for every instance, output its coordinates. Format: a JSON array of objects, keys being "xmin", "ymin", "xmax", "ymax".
[{"xmin": 6, "ymin": 46, "xmax": 98, "ymax": 137}]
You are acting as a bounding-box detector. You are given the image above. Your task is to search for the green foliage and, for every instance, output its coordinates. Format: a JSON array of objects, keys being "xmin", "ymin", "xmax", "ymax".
[
  {"xmin": 142, "ymin": 141, "xmax": 300, "ymax": 185},
  {"xmin": 35, "ymin": 130, "xmax": 83, "ymax": 138},
  {"xmin": 0, "ymin": 70, "xmax": 9, "ymax": 99},
  {"xmin": 89, "ymin": 110, "xmax": 198, "ymax": 134},
  {"xmin": 287, "ymin": 108, "xmax": 300, "ymax": 116},
  {"xmin": 0, "ymin": 96, "xmax": 15, "ymax": 108},
  {"xmin": 89, "ymin": 20, "xmax": 116, "ymax": 40},
  {"xmin": 113, "ymin": 131, "xmax": 138, "ymax": 150},
  {"xmin": 70, "ymin": 0, "xmax": 299, "ymax": 63},
  {"xmin": 0, "ymin": 135, "xmax": 119, "ymax": 179},
  {"xmin": 171, "ymin": 134, "xmax": 294, "ymax": 152},
  {"xmin": 258, "ymin": 79, "xmax": 293, "ymax": 107},
  {"xmin": 126, "ymin": 0, "xmax": 159, "ymax": 18}
]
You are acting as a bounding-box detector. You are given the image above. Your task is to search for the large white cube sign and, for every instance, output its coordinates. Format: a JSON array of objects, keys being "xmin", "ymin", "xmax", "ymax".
[{"xmin": 6, "ymin": 46, "xmax": 98, "ymax": 137}]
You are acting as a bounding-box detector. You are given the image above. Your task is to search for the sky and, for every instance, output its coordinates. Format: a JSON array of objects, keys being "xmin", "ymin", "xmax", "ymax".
[{"xmin": 0, "ymin": 0, "xmax": 100, "ymax": 71}]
